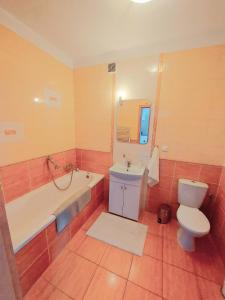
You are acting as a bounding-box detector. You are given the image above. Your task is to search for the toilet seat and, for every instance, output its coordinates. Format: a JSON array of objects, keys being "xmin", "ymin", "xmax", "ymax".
[{"xmin": 177, "ymin": 205, "xmax": 210, "ymax": 235}]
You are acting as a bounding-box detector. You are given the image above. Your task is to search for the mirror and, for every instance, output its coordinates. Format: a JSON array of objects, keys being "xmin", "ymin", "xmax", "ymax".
[{"xmin": 117, "ymin": 99, "xmax": 151, "ymax": 144}]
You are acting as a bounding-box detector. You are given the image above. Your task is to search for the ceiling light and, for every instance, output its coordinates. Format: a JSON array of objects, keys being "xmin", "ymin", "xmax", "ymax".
[{"xmin": 130, "ymin": 0, "xmax": 153, "ymax": 3}]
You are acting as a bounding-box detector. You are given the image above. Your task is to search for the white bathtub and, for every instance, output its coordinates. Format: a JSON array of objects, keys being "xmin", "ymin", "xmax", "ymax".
[{"xmin": 5, "ymin": 170, "xmax": 104, "ymax": 253}]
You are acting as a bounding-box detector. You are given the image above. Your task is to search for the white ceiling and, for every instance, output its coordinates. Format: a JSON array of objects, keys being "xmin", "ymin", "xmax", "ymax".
[{"xmin": 0, "ymin": 0, "xmax": 225, "ymax": 67}]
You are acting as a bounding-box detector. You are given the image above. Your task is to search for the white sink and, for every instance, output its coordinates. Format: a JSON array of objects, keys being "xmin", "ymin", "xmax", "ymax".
[{"xmin": 109, "ymin": 163, "xmax": 145, "ymax": 180}]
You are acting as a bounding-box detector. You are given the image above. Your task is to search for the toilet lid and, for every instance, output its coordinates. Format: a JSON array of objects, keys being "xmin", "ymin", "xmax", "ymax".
[{"xmin": 177, "ymin": 205, "xmax": 210, "ymax": 234}]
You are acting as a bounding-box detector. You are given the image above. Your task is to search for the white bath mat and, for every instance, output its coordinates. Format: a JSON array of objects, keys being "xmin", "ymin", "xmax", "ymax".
[{"xmin": 87, "ymin": 212, "xmax": 147, "ymax": 256}]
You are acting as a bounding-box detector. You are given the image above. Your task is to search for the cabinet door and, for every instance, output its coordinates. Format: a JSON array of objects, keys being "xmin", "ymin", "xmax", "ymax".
[
  {"xmin": 109, "ymin": 181, "xmax": 124, "ymax": 216},
  {"xmin": 123, "ymin": 184, "xmax": 140, "ymax": 220}
]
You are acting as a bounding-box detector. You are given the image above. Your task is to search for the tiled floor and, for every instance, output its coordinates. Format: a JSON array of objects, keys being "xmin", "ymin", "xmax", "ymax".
[{"xmin": 24, "ymin": 209, "xmax": 225, "ymax": 300}]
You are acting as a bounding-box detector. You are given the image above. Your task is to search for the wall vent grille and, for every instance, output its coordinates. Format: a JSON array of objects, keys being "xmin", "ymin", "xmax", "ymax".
[{"xmin": 108, "ymin": 63, "xmax": 116, "ymax": 73}]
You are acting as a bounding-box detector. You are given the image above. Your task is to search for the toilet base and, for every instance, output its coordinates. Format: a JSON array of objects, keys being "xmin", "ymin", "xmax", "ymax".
[{"xmin": 177, "ymin": 228, "xmax": 195, "ymax": 252}]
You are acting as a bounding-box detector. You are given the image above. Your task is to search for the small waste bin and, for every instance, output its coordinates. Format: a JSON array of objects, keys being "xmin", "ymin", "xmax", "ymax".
[{"xmin": 157, "ymin": 204, "xmax": 171, "ymax": 224}]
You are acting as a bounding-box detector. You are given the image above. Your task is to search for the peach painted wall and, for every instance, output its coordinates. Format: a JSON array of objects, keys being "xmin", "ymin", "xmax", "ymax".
[
  {"xmin": 74, "ymin": 65, "xmax": 115, "ymax": 152},
  {"xmin": 0, "ymin": 25, "xmax": 75, "ymax": 166},
  {"xmin": 155, "ymin": 45, "xmax": 225, "ymax": 166}
]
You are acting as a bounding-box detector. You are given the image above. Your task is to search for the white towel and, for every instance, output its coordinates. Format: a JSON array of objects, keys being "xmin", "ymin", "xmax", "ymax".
[{"xmin": 147, "ymin": 146, "xmax": 159, "ymax": 187}]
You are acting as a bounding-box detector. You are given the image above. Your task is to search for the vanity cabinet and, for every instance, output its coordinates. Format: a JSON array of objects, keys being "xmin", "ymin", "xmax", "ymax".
[{"xmin": 109, "ymin": 175, "xmax": 142, "ymax": 221}]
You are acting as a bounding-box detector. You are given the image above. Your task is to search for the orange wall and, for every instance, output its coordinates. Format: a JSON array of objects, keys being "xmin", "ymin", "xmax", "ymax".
[
  {"xmin": 155, "ymin": 45, "xmax": 225, "ymax": 166},
  {"xmin": 0, "ymin": 25, "xmax": 75, "ymax": 166},
  {"xmin": 74, "ymin": 65, "xmax": 115, "ymax": 152},
  {"xmin": 1, "ymin": 24, "xmax": 224, "ymax": 168}
]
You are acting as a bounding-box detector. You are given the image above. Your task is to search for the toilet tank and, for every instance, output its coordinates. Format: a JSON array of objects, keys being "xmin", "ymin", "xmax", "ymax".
[{"xmin": 178, "ymin": 179, "xmax": 208, "ymax": 208}]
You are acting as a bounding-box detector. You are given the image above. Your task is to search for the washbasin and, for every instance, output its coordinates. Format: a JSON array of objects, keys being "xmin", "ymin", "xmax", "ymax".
[{"xmin": 109, "ymin": 163, "xmax": 145, "ymax": 180}]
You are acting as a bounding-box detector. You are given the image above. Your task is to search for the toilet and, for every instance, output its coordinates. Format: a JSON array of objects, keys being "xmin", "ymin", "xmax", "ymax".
[{"xmin": 176, "ymin": 179, "xmax": 210, "ymax": 252}]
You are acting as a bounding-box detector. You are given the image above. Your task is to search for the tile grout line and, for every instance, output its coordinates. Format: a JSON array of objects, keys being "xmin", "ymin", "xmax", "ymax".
[
  {"xmin": 169, "ymin": 160, "xmax": 176, "ymax": 204},
  {"xmin": 79, "ymin": 233, "xmax": 113, "ymax": 299},
  {"xmin": 18, "ymin": 246, "xmax": 49, "ymax": 279},
  {"xmin": 49, "ymin": 281, "xmax": 74, "ymax": 300},
  {"xmin": 127, "ymin": 279, "xmax": 164, "ymax": 299},
  {"xmin": 122, "ymin": 254, "xmax": 134, "ymax": 299},
  {"xmin": 28, "ymin": 209, "xmax": 223, "ymax": 299},
  {"xmin": 162, "ymin": 261, "xmax": 223, "ymax": 286},
  {"xmin": 68, "ymin": 212, "xmax": 223, "ymax": 285},
  {"xmin": 68, "ymin": 238, "xmax": 167, "ymax": 298},
  {"xmin": 42, "ymin": 250, "xmax": 97, "ymax": 300},
  {"xmin": 81, "ymin": 263, "xmax": 98, "ymax": 300}
]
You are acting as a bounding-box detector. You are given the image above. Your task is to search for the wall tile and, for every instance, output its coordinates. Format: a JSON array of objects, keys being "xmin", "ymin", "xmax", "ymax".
[
  {"xmin": 174, "ymin": 161, "xmax": 201, "ymax": 180},
  {"xmin": 76, "ymin": 149, "xmax": 113, "ymax": 176},
  {"xmin": 199, "ymin": 165, "xmax": 222, "ymax": 185},
  {"xmin": 19, "ymin": 250, "xmax": 49, "ymax": 296},
  {"xmin": 219, "ymin": 167, "xmax": 225, "ymax": 187},
  {"xmin": 149, "ymin": 187, "xmax": 171, "ymax": 204},
  {"xmin": 0, "ymin": 149, "xmax": 78, "ymax": 203},
  {"xmin": 0, "ymin": 161, "xmax": 31, "ymax": 203},
  {"xmin": 159, "ymin": 159, "xmax": 175, "ymax": 177},
  {"xmin": 81, "ymin": 150, "xmax": 112, "ymax": 166},
  {"xmin": 16, "ymin": 231, "xmax": 47, "ymax": 276},
  {"xmin": 48, "ymin": 227, "xmax": 70, "ymax": 262},
  {"xmin": 64, "ymin": 149, "xmax": 76, "ymax": 165},
  {"xmin": 157, "ymin": 175, "xmax": 173, "ymax": 190},
  {"xmin": 28, "ymin": 157, "xmax": 50, "ymax": 190},
  {"xmin": 1, "ymin": 148, "xmax": 109, "ymax": 204}
]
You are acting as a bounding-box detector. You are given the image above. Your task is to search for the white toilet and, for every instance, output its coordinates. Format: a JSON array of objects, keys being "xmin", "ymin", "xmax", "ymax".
[{"xmin": 176, "ymin": 179, "xmax": 210, "ymax": 252}]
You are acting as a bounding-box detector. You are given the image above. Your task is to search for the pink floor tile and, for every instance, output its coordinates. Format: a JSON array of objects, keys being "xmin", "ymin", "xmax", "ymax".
[
  {"xmin": 124, "ymin": 282, "xmax": 162, "ymax": 300},
  {"xmin": 81, "ymin": 211, "xmax": 100, "ymax": 231},
  {"xmin": 100, "ymin": 246, "xmax": 133, "ymax": 278},
  {"xmin": 162, "ymin": 219, "xmax": 179, "ymax": 240},
  {"xmin": 47, "ymin": 289, "xmax": 72, "ymax": 300},
  {"xmin": 83, "ymin": 267, "xmax": 126, "ymax": 300},
  {"xmin": 56, "ymin": 254, "xmax": 97, "ymax": 300},
  {"xmin": 24, "ymin": 209, "xmax": 225, "ymax": 300},
  {"xmin": 66, "ymin": 229, "xmax": 86, "ymax": 252},
  {"xmin": 24, "ymin": 276, "xmax": 71, "ymax": 300},
  {"xmin": 141, "ymin": 212, "xmax": 164, "ymax": 237},
  {"xmin": 129, "ymin": 255, "xmax": 162, "ymax": 296},
  {"xmin": 43, "ymin": 250, "xmax": 75, "ymax": 286},
  {"xmin": 24, "ymin": 277, "xmax": 54, "ymax": 300},
  {"xmin": 163, "ymin": 263, "xmax": 200, "ymax": 300},
  {"xmin": 198, "ymin": 277, "xmax": 224, "ymax": 300},
  {"xmin": 163, "ymin": 238, "xmax": 195, "ymax": 273},
  {"xmin": 192, "ymin": 250, "xmax": 224, "ymax": 284},
  {"xmin": 144, "ymin": 234, "xmax": 163, "ymax": 260},
  {"xmin": 76, "ymin": 236, "xmax": 109, "ymax": 264},
  {"xmin": 191, "ymin": 236, "xmax": 224, "ymax": 283}
]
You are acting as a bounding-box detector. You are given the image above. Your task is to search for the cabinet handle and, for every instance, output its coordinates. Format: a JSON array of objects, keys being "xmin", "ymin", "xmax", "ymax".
[
  {"xmin": 124, "ymin": 186, "xmax": 127, "ymax": 190},
  {"xmin": 121, "ymin": 186, "xmax": 123, "ymax": 190}
]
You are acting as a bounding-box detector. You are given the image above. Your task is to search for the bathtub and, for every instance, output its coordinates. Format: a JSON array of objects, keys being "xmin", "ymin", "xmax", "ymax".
[{"xmin": 5, "ymin": 170, "xmax": 104, "ymax": 253}]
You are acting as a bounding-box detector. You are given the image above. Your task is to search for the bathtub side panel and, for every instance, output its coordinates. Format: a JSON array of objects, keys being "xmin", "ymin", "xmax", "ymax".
[{"xmin": 15, "ymin": 177, "xmax": 105, "ymax": 296}]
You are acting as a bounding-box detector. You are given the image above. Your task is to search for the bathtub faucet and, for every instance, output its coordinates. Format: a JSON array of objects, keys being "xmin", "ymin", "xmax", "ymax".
[{"xmin": 47, "ymin": 156, "xmax": 60, "ymax": 169}]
